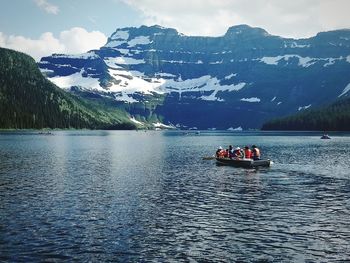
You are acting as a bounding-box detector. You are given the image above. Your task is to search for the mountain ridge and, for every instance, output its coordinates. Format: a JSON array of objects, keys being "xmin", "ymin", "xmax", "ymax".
[{"xmin": 38, "ymin": 24, "xmax": 350, "ymax": 129}]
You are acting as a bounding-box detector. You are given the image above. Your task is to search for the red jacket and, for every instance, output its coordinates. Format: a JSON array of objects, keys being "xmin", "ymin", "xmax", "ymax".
[{"xmin": 244, "ymin": 149, "xmax": 252, "ymax": 159}]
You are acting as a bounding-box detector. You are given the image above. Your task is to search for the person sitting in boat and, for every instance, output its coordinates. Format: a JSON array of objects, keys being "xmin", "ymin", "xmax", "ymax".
[
  {"xmin": 244, "ymin": 146, "xmax": 252, "ymax": 159},
  {"xmin": 216, "ymin": 146, "xmax": 226, "ymax": 158},
  {"xmin": 251, "ymin": 145, "xmax": 261, "ymax": 160},
  {"xmin": 228, "ymin": 145, "xmax": 234, "ymax": 158},
  {"xmin": 231, "ymin": 147, "xmax": 244, "ymax": 159}
]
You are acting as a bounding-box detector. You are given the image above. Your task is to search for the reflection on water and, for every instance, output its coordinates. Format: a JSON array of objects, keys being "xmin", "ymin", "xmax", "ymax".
[{"xmin": 0, "ymin": 131, "xmax": 349, "ymax": 262}]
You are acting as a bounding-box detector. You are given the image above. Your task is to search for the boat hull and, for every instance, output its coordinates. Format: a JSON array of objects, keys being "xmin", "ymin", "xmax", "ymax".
[{"xmin": 216, "ymin": 158, "xmax": 271, "ymax": 168}]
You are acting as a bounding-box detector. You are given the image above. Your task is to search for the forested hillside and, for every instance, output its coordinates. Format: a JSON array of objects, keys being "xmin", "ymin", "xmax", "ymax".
[
  {"xmin": 261, "ymin": 98, "xmax": 350, "ymax": 131},
  {"xmin": 0, "ymin": 48, "xmax": 135, "ymax": 129}
]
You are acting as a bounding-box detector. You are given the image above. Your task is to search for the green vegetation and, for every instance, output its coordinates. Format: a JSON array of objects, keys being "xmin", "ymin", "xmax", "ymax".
[
  {"xmin": 0, "ymin": 47, "xmax": 136, "ymax": 129},
  {"xmin": 261, "ymin": 98, "xmax": 350, "ymax": 131}
]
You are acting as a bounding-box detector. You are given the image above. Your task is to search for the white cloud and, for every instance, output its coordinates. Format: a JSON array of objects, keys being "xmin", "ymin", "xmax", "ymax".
[
  {"xmin": 34, "ymin": 0, "xmax": 59, "ymax": 15},
  {"xmin": 122, "ymin": 0, "xmax": 350, "ymax": 38},
  {"xmin": 59, "ymin": 27, "xmax": 107, "ymax": 54},
  {"xmin": 0, "ymin": 27, "xmax": 107, "ymax": 61}
]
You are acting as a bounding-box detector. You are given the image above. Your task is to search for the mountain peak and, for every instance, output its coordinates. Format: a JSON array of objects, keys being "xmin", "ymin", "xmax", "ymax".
[
  {"xmin": 224, "ymin": 24, "xmax": 269, "ymax": 38},
  {"xmin": 110, "ymin": 25, "xmax": 179, "ymax": 39}
]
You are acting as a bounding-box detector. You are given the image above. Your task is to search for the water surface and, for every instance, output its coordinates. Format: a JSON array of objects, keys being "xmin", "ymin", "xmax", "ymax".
[{"xmin": 1, "ymin": 131, "xmax": 349, "ymax": 262}]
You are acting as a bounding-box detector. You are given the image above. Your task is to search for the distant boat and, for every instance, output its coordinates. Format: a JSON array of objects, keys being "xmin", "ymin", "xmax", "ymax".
[
  {"xmin": 38, "ymin": 131, "xmax": 53, "ymax": 135},
  {"xmin": 321, "ymin": 134, "xmax": 331, "ymax": 139},
  {"xmin": 216, "ymin": 157, "xmax": 271, "ymax": 168}
]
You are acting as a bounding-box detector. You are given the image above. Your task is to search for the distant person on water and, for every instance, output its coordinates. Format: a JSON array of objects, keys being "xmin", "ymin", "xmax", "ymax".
[
  {"xmin": 251, "ymin": 145, "xmax": 261, "ymax": 160},
  {"xmin": 244, "ymin": 146, "xmax": 252, "ymax": 159}
]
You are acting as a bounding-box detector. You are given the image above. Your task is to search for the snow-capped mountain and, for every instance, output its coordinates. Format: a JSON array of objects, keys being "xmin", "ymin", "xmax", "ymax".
[{"xmin": 38, "ymin": 25, "xmax": 350, "ymax": 129}]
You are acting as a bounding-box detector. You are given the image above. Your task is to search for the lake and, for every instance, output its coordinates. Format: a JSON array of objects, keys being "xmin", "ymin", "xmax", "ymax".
[{"xmin": 0, "ymin": 130, "xmax": 349, "ymax": 262}]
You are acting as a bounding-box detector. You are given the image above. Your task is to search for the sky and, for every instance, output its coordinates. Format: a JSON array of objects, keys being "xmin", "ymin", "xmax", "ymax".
[{"xmin": 0, "ymin": 0, "xmax": 349, "ymax": 61}]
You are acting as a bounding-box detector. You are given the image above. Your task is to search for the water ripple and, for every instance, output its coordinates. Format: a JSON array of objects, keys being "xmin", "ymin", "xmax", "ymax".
[{"xmin": 0, "ymin": 131, "xmax": 350, "ymax": 262}]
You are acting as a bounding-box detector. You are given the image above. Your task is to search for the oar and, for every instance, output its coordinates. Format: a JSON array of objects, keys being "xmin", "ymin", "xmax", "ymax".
[{"xmin": 202, "ymin": 156, "xmax": 216, "ymax": 160}]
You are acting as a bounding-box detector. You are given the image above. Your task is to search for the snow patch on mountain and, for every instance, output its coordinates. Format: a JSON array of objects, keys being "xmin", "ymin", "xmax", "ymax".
[
  {"xmin": 162, "ymin": 75, "xmax": 246, "ymax": 99},
  {"xmin": 338, "ymin": 83, "xmax": 350, "ymax": 97},
  {"xmin": 105, "ymin": 56, "xmax": 145, "ymax": 65},
  {"xmin": 298, "ymin": 57, "xmax": 315, "ymax": 67},
  {"xmin": 116, "ymin": 49, "xmax": 130, "ymax": 55},
  {"xmin": 290, "ymin": 42, "xmax": 310, "ymax": 48},
  {"xmin": 49, "ymin": 70, "xmax": 101, "ymax": 90},
  {"xmin": 156, "ymin": 72, "xmax": 177, "ymax": 78},
  {"xmin": 128, "ymin": 36, "xmax": 151, "ymax": 47},
  {"xmin": 108, "ymin": 68, "xmax": 166, "ymax": 94},
  {"xmin": 241, "ymin": 97, "xmax": 261, "ymax": 102},
  {"xmin": 114, "ymin": 92, "xmax": 138, "ymax": 103},
  {"xmin": 200, "ymin": 90, "xmax": 224, "ymax": 102},
  {"xmin": 51, "ymin": 52, "xmax": 99, "ymax": 60},
  {"xmin": 104, "ymin": 57, "xmax": 123, "ymax": 68},
  {"xmin": 225, "ymin": 73, "xmax": 237, "ymax": 80},
  {"xmin": 153, "ymin": 122, "xmax": 175, "ymax": 129},
  {"xmin": 161, "ymin": 59, "xmax": 204, "ymax": 64},
  {"xmin": 323, "ymin": 58, "xmax": 336, "ymax": 67},
  {"xmin": 40, "ymin": 68, "xmax": 54, "ymax": 74},
  {"xmin": 260, "ymin": 55, "xmax": 350, "ymax": 68},
  {"xmin": 209, "ymin": 60, "xmax": 223, "ymax": 64},
  {"xmin": 260, "ymin": 55, "xmax": 315, "ymax": 67},
  {"xmin": 298, "ymin": 104, "xmax": 311, "ymax": 111},
  {"xmin": 49, "ymin": 69, "xmax": 247, "ymax": 102},
  {"xmin": 111, "ymin": 30, "xmax": 129, "ymax": 40},
  {"xmin": 104, "ymin": 40, "xmax": 126, "ymax": 48},
  {"xmin": 130, "ymin": 117, "xmax": 144, "ymax": 125}
]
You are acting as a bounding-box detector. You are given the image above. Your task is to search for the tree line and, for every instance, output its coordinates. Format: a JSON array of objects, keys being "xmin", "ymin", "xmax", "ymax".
[{"xmin": 261, "ymin": 97, "xmax": 350, "ymax": 131}]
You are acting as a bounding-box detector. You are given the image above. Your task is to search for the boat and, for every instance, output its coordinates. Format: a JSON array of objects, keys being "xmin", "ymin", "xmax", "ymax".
[
  {"xmin": 38, "ymin": 131, "xmax": 53, "ymax": 135},
  {"xmin": 320, "ymin": 134, "xmax": 331, "ymax": 139},
  {"xmin": 216, "ymin": 157, "xmax": 271, "ymax": 168}
]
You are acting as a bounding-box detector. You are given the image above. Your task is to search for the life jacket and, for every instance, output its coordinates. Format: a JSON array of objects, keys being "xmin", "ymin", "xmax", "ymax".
[
  {"xmin": 252, "ymin": 148, "xmax": 261, "ymax": 159},
  {"xmin": 244, "ymin": 149, "xmax": 252, "ymax": 159},
  {"xmin": 218, "ymin": 150, "xmax": 226, "ymax": 158},
  {"xmin": 233, "ymin": 150, "xmax": 243, "ymax": 158}
]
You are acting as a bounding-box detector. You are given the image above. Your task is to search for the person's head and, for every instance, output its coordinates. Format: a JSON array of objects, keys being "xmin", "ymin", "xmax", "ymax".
[
  {"xmin": 235, "ymin": 147, "xmax": 241, "ymax": 151},
  {"xmin": 229, "ymin": 145, "xmax": 233, "ymax": 150},
  {"xmin": 218, "ymin": 146, "xmax": 223, "ymax": 150},
  {"xmin": 252, "ymin": 145, "xmax": 257, "ymax": 148},
  {"xmin": 244, "ymin": 146, "xmax": 249, "ymax": 149}
]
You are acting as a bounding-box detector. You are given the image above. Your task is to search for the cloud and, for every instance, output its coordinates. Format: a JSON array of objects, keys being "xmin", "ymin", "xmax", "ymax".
[
  {"xmin": 0, "ymin": 27, "xmax": 107, "ymax": 61},
  {"xmin": 34, "ymin": 0, "xmax": 59, "ymax": 15},
  {"xmin": 59, "ymin": 27, "xmax": 107, "ymax": 54},
  {"xmin": 122, "ymin": 0, "xmax": 350, "ymax": 38}
]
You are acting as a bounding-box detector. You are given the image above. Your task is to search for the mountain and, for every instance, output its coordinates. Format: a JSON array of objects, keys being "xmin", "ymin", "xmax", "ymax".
[
  {"xmin": 38, "ymin": 25, "xmax": 350, "ymax": 129},
  {"xmin": 261, "ymin": 97, "xmax": 350, "ymax": 131},
  {"xmin": 0, "ymin": 47, "xmax": 136, "ymax": 129}
]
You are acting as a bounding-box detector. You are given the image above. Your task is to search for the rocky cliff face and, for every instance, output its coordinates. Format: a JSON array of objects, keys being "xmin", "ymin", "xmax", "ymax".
[{"xmin": 38, "ymin": 25, "xmax": 350, "ymax": 129}]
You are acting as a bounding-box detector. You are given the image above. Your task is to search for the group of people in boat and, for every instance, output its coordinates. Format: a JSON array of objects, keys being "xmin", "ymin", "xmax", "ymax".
[{"xmin": 216, "ymin": 145, "xmax": 261, "ymax": 160}]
